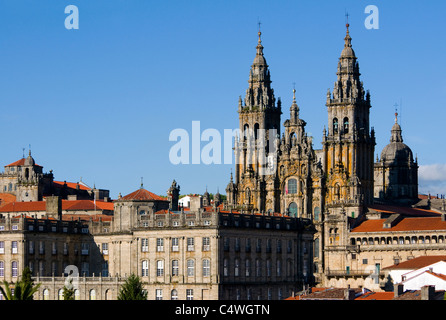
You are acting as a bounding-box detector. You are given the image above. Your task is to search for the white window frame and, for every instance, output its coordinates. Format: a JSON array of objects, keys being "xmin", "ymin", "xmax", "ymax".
[{"xmin": 156, "ymin": 238, "xmax": 164, "ymax": 252}]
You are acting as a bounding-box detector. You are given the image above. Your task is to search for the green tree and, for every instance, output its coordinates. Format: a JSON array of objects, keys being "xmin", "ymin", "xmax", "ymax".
[
  {"xmin": 62, "ymin": 278, "xmax": 75, "ymax": 300},
  {"xmin": 117, "ymin": 273, "xmax": 147, "ymax": 300},
  {"xmin": 0, "ymin": 279, "xmax": 41, "ymax": 300}
]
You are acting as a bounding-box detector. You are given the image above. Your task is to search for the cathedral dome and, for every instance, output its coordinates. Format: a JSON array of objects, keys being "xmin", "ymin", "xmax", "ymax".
[
  {"xmin": 381, "ymin": 141, "xmax": 413, "ymax": 165},
  {"xmin": 380, "ymin": 115, "xmax": 414, "ymax": 165},
  {"xmin": 341, "ymin": 45, "xmax": 356, "ymax": 58}
]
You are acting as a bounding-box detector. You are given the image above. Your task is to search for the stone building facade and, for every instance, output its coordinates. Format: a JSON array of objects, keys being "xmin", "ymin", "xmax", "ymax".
[{"xmin": 0, "ymin": 178, "xmax": 314, "ymax": 300}]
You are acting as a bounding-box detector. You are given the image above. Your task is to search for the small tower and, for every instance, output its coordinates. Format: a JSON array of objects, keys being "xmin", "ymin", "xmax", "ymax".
[
  {"xmin": 167, "ymin": 180, "xmax": 180, "ymax": 211},
  {"xmin": 203, "ymin": 187, "xmax": 210, "ymax": 207}
]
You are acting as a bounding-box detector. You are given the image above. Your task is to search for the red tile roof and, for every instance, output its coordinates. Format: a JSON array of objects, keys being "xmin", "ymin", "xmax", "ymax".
[
  {"xmin": 53, "ymin": 181, "xmax": 91, "ymax": 191},
  {"xmin": 351, "ymin": 216, "xmax": 446, "ymax": 233},
  {"xmin": 120, "ymin": 188, "xmax": 167, "ymax": 201},
  {"xmin": 368, "ymin": 204, "xmax": 440, "ymax": 217},
  {"xmin": 383, "ymin": 255, "xmax": 446, "ymax": 270},
  {"xmin": 0, "ymin": 201, "xmax": 47, "ymax": 212},
  {"xmin": 0, "ymin": 199, "xmax": 113, "ymax": 213},
  {"xmin": 5, "ymin": 158, "xmax": 42, "ymax": 167},
  {"xmin": 62, "ymin": 214, "xmax": 113, "ymax": 222},
  {"xmin": 0, "ymin": 193, "xmax": 17, "ymax": 207},
  {"xmin": 63, "ymin": 200, "xmax": 114, "ymax": 211},
  {"xmin": 354, "ymin": 292, "xmax": 395, "ymax": 300}
]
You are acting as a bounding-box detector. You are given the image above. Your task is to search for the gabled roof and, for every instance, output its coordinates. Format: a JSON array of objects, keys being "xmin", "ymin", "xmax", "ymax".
[
  {"xmin": 383, "ymin": 256, "xmax": 446, "ymax": 270},
  {"xmin": 120, "ymin": 188, "xmax": 167, "ymax": 202},
  {"xmin": 351, "ymin": 216, "xmax": 446, "ymax": 233}
]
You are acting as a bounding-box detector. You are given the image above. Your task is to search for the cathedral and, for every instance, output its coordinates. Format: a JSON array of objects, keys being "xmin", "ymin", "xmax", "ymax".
[
  {"xmin": 225, "ymin": 23, "xmax": 425, "ymax": 289},
  {"xmin": 225, "ymin": 22, "xmax": 418, "ymax": 218}
]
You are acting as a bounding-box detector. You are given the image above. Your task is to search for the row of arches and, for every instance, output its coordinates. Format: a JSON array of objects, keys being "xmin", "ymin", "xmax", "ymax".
[{"xmin": 351, "ymin": 235, "xmax": 446, "ymax": 246}]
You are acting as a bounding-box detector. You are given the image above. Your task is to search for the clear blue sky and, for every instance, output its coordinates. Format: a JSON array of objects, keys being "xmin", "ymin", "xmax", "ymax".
[{"xmin": 0, "ymin": 0, "xmax": 445, "ymax": 198}]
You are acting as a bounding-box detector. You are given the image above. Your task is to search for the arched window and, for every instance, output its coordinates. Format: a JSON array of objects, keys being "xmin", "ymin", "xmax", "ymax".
[
  {"xmin": 141, "ymin": 260, "xmax": 149, "ymax": 277},
  {"xmin": 254, "ymin": 123, "xmax": 259, "ymax": 140},
  {"xmin": 243, "ymin": 124, "xmax": 250, "ymax": 141},
  {"xmin": 43, "ymin": 289, "xmax": 50, "ymax": 300},
  {"xmin": 333, "ymin": 118, "xmax": 339, "ymax": 133},
  {"xmin": 288, "ymin": 202, "xmax": 298, "ymax": 217},
  {"xmin": 343, "ymin": 117, "xmax": 349, "ymax": 133},
  {"xmin": 58, "ymin": 289, "xmax": 64, "ymax": 300},
  {"xmin": 171, "ymin": 289, "xmax": 178, "ymax": 300},
  {"xmin": 11, "ymin": 261, "xmax": 18, "ymax": 277},
  {"xmin": 287, "ymin": 179, "xmax": 297, "ymax": 194},
  {"xmin": 187, "ymin": 259, "xmax": 194, "ymax": 277},
  {"xmin": 74, "ymin": 289, "xmax": 80, "ymax": 300},
  {"xmin": 105, "ymin": 289, "xmax": 110, "ymax": 300},
  {"xmin": 89, "ymin": 289, "xmax": 96, "ymax": 300}
]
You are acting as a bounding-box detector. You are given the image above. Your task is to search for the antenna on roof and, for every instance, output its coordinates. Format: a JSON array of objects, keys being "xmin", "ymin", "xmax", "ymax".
[
  {"xmin": 22, "ymin": 148, "xmax": 25, "ymax": 158},
  {"xmin": 140, "ymin": 177, "xmax": 144, "ymax": 189}
]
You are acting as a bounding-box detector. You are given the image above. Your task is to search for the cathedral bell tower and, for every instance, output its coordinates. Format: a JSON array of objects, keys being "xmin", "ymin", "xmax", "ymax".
[
  {"xmin": 232, "ymin": 29, "xmax": 282, "ymax": 212},
  {"xmin": 323, "ymin": 23, "xmax": 375, "ymax": 218}
]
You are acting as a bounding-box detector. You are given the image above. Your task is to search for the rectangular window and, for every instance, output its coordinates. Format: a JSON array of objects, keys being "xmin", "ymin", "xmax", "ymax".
[
  {"xmin": 0, "ymin": 241, "xmax": 5, "ymax": 254},
  {"xmin": 63, "ymin": 243, "xmax": 68, "ymax": 255},
  {"xmin": 235, "ymin": 238, "xmax": 240, "ymax": 252},
  {"xmin": 102, "ymin": 243, "xmax": 109, "ymax": 255},
  {"xmin": 202, "ymin": 259, "xmax": 210, "ymax": 277},
  {"xmin": 276, "ymin": 240, "xmax": 282, "ymax": 253},
  {"xmin": 11, "ymin": 241, "xmax": 18, "ymax": 254},
  {"xmin": 171, "ymin": 260, "xmax": 179, "ymax": 276},
  {"xmin": 52, "ymin": 242, "xmax": 57, "ymax": 255},
  {"xmin": 157, "ymin": 238, "xmax": 164, "ymax": 252},
  {"xmin": 156, "ymin": 260, "xmax": 164, "ymax": 277},
  {"xmin": 81, "ymin": 243, "xmax": 89, "ymax": 255},
  {"xmin": 186, "ymin": 289, "xmax": 193, "ymax": 300},
  {"xmin": 156, "ymin": 289, "xmax": 163, "ymax": 300},
  {"xmin": 245, "ymin": 238, "xmax": 251, "ymax": 253},
  {"xmin": 102, "ymin": 261, "xmax": 109, "ymax": 277},
  {"xmin": 224, "ymin": 238, "xmax": 230, "ymax": 252},
  {"xmin": 187, "ymin": 259, "xmax": 195, "ymax": 276},
  {"xmin": 256, "ymin": 239, "xmax": 262, "ymax": 253},
  {"xmin": 187, "ymin": 237, "xmax": 194, "ymax": 252},
  {"xmin": 81, "ymin": 262, "xmax": 89, "ymax": 276},
  {"xmin": 141, "ymin": 238, "xmax": 149, "ymax": 252},
  {"xmin": 39, "ymin": 241, "xmax": 45, "ymax": 255},
  {"xmin": 202, "ymin": 237, "xmax": 210, "ymax": 251},
  {"xmin": 0, "ymin": 261, "xmax": 4, "ymax": 277},
  {"xmin": 29, "ymin": 241, "xmax": 34, "ymax": 254},
  {"xmin": 171, "ymin": 238, "xmax": 179, "ymax": 252}
]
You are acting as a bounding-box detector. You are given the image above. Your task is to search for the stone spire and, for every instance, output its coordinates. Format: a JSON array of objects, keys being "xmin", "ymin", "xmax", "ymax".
[
  {"xmin": 243, "ymin": 28, "xmax": 276, "ymax": 110},
  {"xmin": 329, "ymin": 23, "xmax": 366, "ymax": 104}
]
